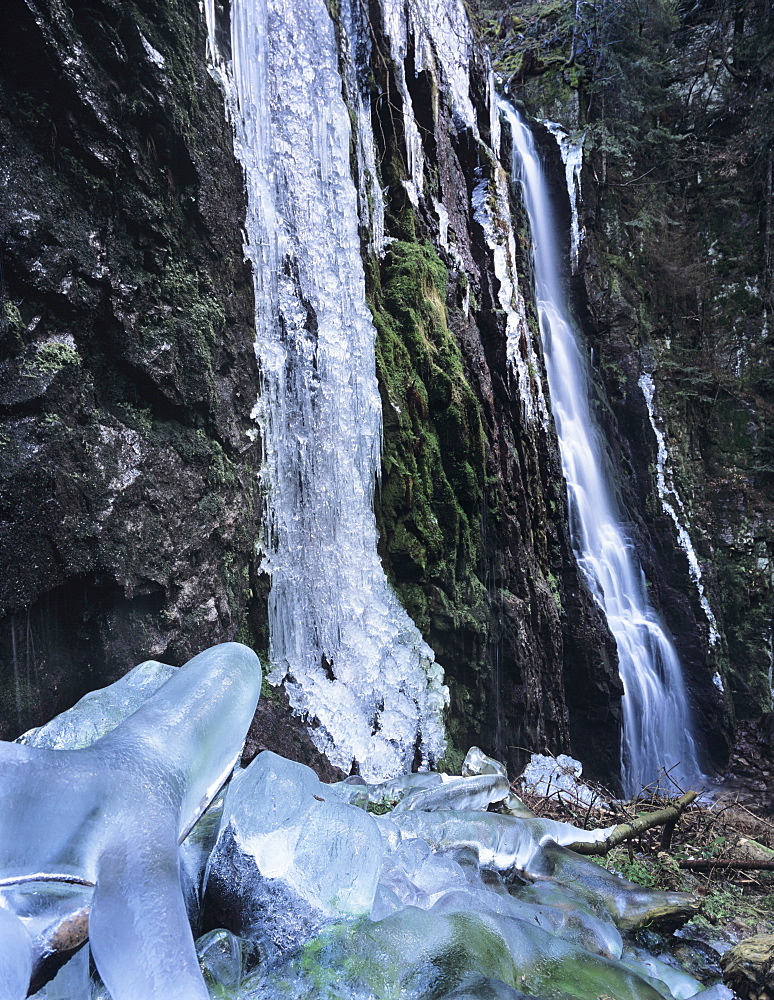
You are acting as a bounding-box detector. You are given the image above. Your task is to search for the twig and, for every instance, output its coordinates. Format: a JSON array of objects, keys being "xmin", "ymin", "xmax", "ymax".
[
  {"xmin": 566, "ymin": 792, "xmax": 698, "ymax": 856},
  {"xmin": 679, "ymin": 859, "xmax": 774, "ymax": 872}
]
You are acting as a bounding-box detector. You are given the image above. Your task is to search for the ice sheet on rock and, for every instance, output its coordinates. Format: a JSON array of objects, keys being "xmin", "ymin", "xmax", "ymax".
[
  {"xmin": 375, "ymin": 837, "xmax": 623, "ymax": 963},
  {"xmin": 391, "ymin": 773, "xmax": 510, "ymax": 813},
  {"xmin": 374, "ymin": 837, "xmax": 473, "ymax": 914},
  {"xmin": 387, "ymin": 808, "xmax": 616, "ymax": 872},
  {"xmin": 511, "ymin": 880, "xmax": 623, "ymax": 960},
  {"xmin": 206, "ymin": 752, "xmax": 384, "ymax": 954},
  {"xmin": 328, "ymin": 771, "xmax": 443, "ymax": 810},
  {"xmin": 1, "ymin": 881, "xmax": 91, "ymax": 988},
  {"xmin": 0, "ymin": 643, "xmax": 262, "ymax": 1000},
  {"xmin": 688, "ymin": 986, "xmax": 733, "ymax": 1000},
  {"xmin": 375, "ymin": 832, "xmax": 621, "ymax": 961},
  {"xmin": 519, "ymin": 753, "xmax": 605, "ymax": 809},
  {"xmin": 240, "ymin": 898, "xmax": 666, "ymax": 1000},
  {"xmin": 431, "ymin": 887, "xmax": 621, "ymax": 962},
  {"xmin": 440, "ymin": 974, "xmax": 541, "ymax": 1000},
  {"xmin": 0, "ymin": 904, "xmax": 33, "ymax": 1000},
  {"xmin": 529, "ymin": 840, "xmax": 699, "ymax": 932},
  {"xmin": 621, "ymin": 944, "xmax": 704, "ymax": 1000},
  {"xmin": 196, "ymin": 928, "xmax": 260, "ymax": 995},
  {"xmin": 17, "ymin": 661, "xmax": 176, "ymax": 749}
]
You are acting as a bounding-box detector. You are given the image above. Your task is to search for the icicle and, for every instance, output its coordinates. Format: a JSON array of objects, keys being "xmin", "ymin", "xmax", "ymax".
[{"xmin": 639, "ymin": 373, "xmax": 720, "ymax": 647}]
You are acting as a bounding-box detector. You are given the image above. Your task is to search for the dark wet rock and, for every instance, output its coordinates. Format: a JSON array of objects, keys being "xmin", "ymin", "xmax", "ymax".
[
  {"xmin": 0, "ymin": 0, "xmax": 261, "ymax": 735},
  {"xmin": 721, "ymin": 933, "xmax": 774, "ymax": 995},
  {"xmin": 241, "ymin": 685, "xmax": 347, "ymax": 783}
]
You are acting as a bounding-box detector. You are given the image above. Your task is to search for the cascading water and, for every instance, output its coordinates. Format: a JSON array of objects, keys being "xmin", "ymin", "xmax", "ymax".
[
  {"xmin": 204, "ymin": 0, "xmax": 448, "ymax": 781},
  {"xmin": 500, "ymin": 101, "xmax": 703, "ymax": 795}
]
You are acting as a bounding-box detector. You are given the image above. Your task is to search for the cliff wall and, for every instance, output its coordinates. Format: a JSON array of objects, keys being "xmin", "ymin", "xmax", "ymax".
[{"xmin": 481, "ymin": 0, "xmax": 774, "ymax": 763}]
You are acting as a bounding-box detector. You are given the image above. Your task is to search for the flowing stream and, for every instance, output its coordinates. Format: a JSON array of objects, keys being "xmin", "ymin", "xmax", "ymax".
[{"xmin": 501, "ymin": 102, "xmax": 703, "ymax": 795}]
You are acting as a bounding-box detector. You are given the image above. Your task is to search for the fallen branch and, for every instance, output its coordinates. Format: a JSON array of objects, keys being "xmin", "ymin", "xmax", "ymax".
[
  {"xmin": 566, "ymin": 792, "xmax": 698, "ymax": 856},
  {"xmin": 678, "ymin": 858, "xmax": 774, "ymax": 872}
]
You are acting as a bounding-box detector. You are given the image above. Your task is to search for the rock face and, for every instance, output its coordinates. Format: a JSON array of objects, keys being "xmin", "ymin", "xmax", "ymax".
[
  {"xmin": 481, "ymin": 0, "xmax": 774, "ymax": 768},
  {"xmin": 363, "ymin": 1, "xmax": 621, "ymax": 781},
  {"xmin": 721, "ymin": 934, "xmax": 774, "ymax": 996},
  {"xmin": 11, "ymin": 0, "xmax": 756, "ymax": 788},
  {"xmin": 0, "ymin": 0, "xmax": 260, "ymax": 736}
]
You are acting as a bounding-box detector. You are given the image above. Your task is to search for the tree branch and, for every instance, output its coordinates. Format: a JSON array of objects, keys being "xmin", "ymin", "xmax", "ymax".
[{"xmin": 566, "ymin": 792, "xmax": 698, "ymax": 855}]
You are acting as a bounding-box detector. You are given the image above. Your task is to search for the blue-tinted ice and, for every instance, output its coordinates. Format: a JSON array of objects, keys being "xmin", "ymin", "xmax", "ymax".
[{"xmin": 0, "ymin": 642, "xmax": 262, "ymax": 1000}]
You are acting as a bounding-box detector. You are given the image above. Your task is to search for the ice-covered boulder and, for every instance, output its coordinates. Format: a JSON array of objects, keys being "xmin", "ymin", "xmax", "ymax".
[
  {"xmin": 205, "ymin": 751, "xmax": 385, "ymax": 955},
  {"xmin": 519, "ymin": 753, "xmax": 605, "ymax": 809},
  {"xmin": 237, "ymin": 896, "xmax": 669, "ymax": 1000}
]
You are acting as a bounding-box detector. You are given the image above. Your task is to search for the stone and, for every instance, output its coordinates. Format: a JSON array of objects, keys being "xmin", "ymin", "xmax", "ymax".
[{"xmin": 722, "ymin": 934, "xmax": 774, "ymax": 993}]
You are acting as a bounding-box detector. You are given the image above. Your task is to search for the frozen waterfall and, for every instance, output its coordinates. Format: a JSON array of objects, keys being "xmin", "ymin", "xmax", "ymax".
[
  {"xmin": 204, "ymin": 0, "xmax": 447, "ymax": 780},
  {"xmin": 501, "ymin": 102, "xmax": 703, "ymax": 795}
]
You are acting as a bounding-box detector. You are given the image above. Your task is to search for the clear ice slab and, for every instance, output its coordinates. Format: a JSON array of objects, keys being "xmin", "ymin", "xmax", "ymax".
[
  {"xmin": 0, "ymin": 642, "xmax": 262, "ymax": 1000},
  {"xmin": 206, "ymin": 751, "xmax": 385, "ymax": 956}
]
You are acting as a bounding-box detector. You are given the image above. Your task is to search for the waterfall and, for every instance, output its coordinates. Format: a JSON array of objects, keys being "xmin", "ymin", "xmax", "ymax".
[
  {"xmin": 501, "ymin": 102, "xmax": 703, "ymax": 795},
  {"xmin": 204, "ymin": 0, "xmax": 448, "ymax": 781}
]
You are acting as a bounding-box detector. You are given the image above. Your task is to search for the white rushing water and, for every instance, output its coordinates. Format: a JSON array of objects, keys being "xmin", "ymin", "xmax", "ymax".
[
  {"xmin": 204, "ymin": 0, "xmax": 448, "ymax": 781},
  {"xmin": 639, "ymin": 373, "xmax": 720, "ymax": 647},
  {"xmin": 501, "ymin": 101, "xmax": 702, "ymax": 794}
]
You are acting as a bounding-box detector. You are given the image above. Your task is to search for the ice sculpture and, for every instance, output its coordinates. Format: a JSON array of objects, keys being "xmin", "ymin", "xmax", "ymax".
[
  {"xmin": 0, "ymin": 642, "xmax": 262, "ymax": 1000},
  {"xmin": 17, "ymin": 659, "xmax": 176, "ymax": 750}
]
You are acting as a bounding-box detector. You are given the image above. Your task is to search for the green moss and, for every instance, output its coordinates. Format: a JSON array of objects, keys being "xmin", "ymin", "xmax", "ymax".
[
  {"xmin": 22, "ymin": 339, "xmax": 81, "ymax": 379},
  {"xmin": 371, "ymin": 241, "xmax": 486, "ymax": 640},
  {"xmin": 436, "ymin": 743, "xmax": 466, "ymax": 775},
  {"xmin": 3, "ymin": 301, "xmax": 24, "ymax": 334}
]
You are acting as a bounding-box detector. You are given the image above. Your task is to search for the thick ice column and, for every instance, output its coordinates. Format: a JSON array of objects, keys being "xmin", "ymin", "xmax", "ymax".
[{"xmin": 205, "ymin": 0, "xmax": 448, "ymax": 780}]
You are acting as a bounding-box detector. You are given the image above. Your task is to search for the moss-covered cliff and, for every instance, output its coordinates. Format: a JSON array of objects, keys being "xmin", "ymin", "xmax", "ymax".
[
  {"xmin": 0, "ymin": 0, "xmax": 628, "ymax": 783},
  {"xmin": 477, "ymin": 0, "xmax": 773, "ymax": 762},
  {"xmin": 359, "ymin": 2, "xmax": 622, "ymax": 780}
]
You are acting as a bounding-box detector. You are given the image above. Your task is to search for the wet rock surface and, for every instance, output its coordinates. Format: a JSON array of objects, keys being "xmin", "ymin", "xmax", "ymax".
[
  {"xmin": 721, "ymin": 933, "xmax": 774, "ymax": 996},
  {"xmin": 0, "ymin": 0, "xmax": 260, "ymax": 735}
]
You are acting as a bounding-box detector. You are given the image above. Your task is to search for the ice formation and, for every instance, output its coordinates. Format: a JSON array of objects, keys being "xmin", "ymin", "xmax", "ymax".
[
  {"xmin": 0, "ymin": 642, "xmax": 262, "ymax": 1000},
  {"xmin": 23, "ymin": 692, "xmax": 728, "ymax": 1000},
  {"xmin": 639, "ymin": 372, "xmax": 721, "ymax": 647},
  {"xmin": 204, "ymin": 0, "xmax": 448, "ymax": 782},
  {"xmin": 520, "ymin": 752, "xmax": 606, "ymax": 808},
  {"xmin": 543, "ymin": 120, "xmax": 585, "ymax": 272}
]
